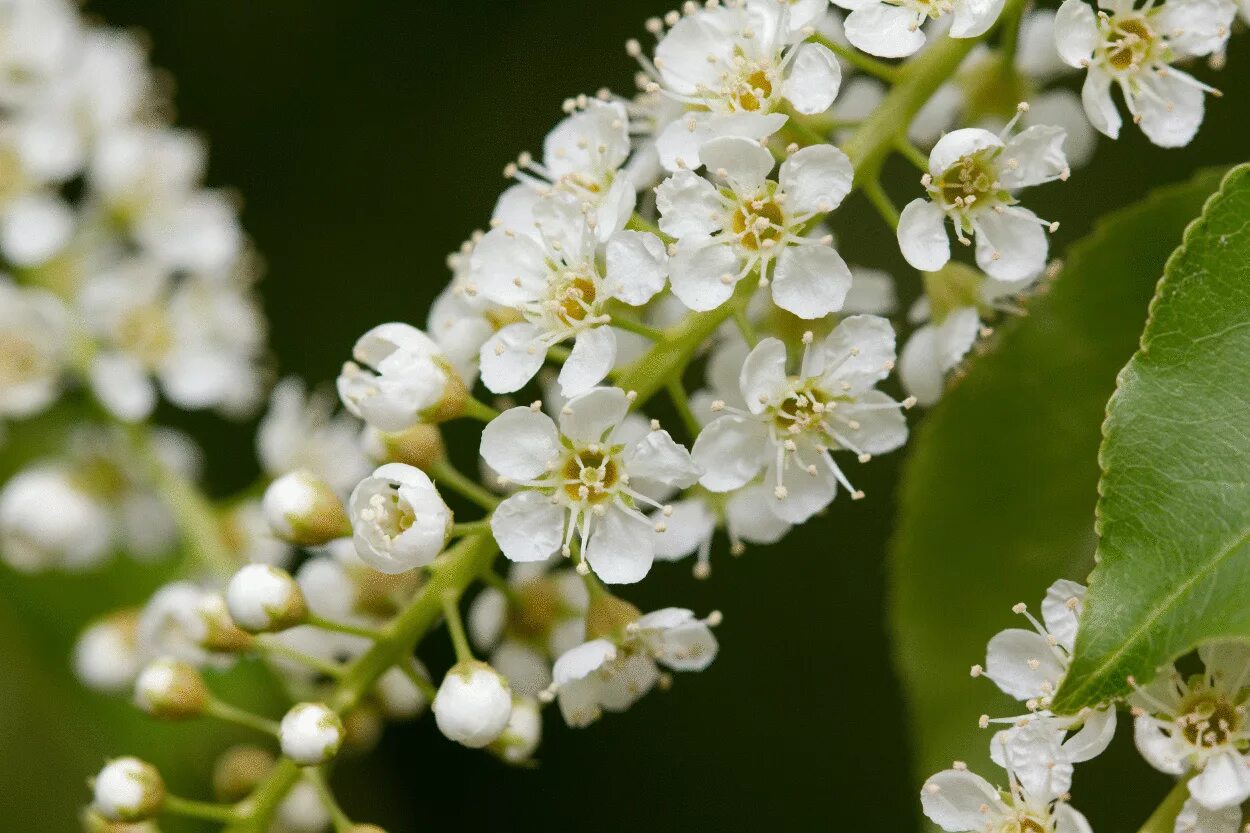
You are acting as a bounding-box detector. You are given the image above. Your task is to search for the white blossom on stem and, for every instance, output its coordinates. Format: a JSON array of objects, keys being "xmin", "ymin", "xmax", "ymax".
[
  {"xmin": 337, "ymin": 323, "xmax": 465, "ymax": 432},
  {"xmin": 834, "ymin": 0, "xmax": 1006, "ymax": 58},
  {"xmin": 348, "ymin": 463, "xmax": 452, "ymax": 574}
]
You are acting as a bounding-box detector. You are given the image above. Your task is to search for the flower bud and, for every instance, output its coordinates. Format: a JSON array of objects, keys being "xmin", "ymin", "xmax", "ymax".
[
  {"xmin": 0, "ymin": 466, "xmax": 112, "ymax": 572},
  {"xmin": 133, "ymin": 658, "xmax": 207, "ymax": 719},
  {"xmin": 362, "ymin": 422, "xmax": 446, "ymax": 470},
  {"xmin": 349, "ymin": 463, "xmax": 452, "ymax": 574},
  {"xmin": 432, "ymin": 660, "xmax": 512, "ymax": 748},
  {"xmin": 74, "ymin": 610, "xmax": 141, "ymax": 694},
  {"xmin": 225, "ymin": 564, "xmax": 307, "ymax": 633},
  {"xmin": 212, "ymin": 744, "xmax": 275, "ymax": 802},
  {"xmin": 375, "ymin": 663, "xmax": 429, "ymax": 720},
  {"xmin": 337, "ymin": 323, "xmax": 468, "ymax": 432},
  {"xmin": 491, "ymin": 696, "xmax": 542, "ymax": 764},
  {"xmin": 279, "ymin": 702, "xmax": 344, "ymax": 766},
  {"xmin": 193, "ymin": 593, "xmax": 254, "ymax": 652},
  {"xmin": 276, "ymin": 779, "xmax": 330, "ymax": 833},
  {"xmin": 92, "ymin": 757, "xmax": 164, "ymax": 822},
  {"xmin": 262, "ymin": 469, "xmax": 352, "ymax": 546}
]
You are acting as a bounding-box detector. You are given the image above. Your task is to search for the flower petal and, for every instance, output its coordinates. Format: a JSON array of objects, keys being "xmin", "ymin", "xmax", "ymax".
[
  {"xmin": 559, "ymin": 386, "xmax": 629, "ymax": 444},
  {"xmin": 480, "ymin": 405, "xmax": 561, "ymax": 480},
  {"xmin": 625, "ymin": 429, "xmax": 700, "ymax": 489},
  {"xmin": 781, "ymin": 42, "xmax": 841, "ymax": 115},
  {"xmin": 585, "ymin": 505, "xmax": 655, "ymax": 584},
  {"xmin": 778, "ymin": 144, "xmax": 854, "ymax": 217},
  {"xmin": 700, "ymin": 136, "xmax": 775, "ymax": 194},
  {"xmin": 973, "ymin": 205, "xmax": 1048, "ymax": 282},
  {"xmin": 606, "ymin": 230, "xmax": 668, "ymax": 305},
  {"xmin": 771, "ymin": 244, "xmax": 852, "ymax": 319},
  {"xmin": 844, "ymin": 4, "xmax": 927, "ymax": 58},
  {"xmin": 692, "ymin": 415, "xmax": 768, "ymax": 491},
  {"xmin": 491, "ymin": 491, "xmax": 565, "ymax": 563},
  {"xmin": 897, "ymin": 198, "xmax": 951, "ymax": 272},
  {"xmin": 920, "ymin": 769, "xmax": 1008, "ymax": 831},
  {"xmin": 670, "ymin": 242, "xmax": 742, "ymax": 312},
  {"xmin": 558, "ymin": 327, "xmax": 616, "ymax": 397},
  {"xmin": 479, "ymin": 322, "xmax": 547, "ymax": 394}
]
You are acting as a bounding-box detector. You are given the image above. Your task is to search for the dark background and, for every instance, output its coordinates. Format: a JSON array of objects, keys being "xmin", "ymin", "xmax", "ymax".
[{"xmin": 0, "ymin": 2, "xmax": 1246, "ymax": 830}]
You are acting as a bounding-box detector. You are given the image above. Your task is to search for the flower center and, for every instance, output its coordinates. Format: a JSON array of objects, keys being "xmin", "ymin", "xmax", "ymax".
[
  {"xmin": 731, "ymin": 194, "xmax": 787, "ymax": 251},
  {"xmin": 1102, "ymin": 15, "xmax": 1158, "ymax": 73},
  {"xmin": 0, "ymin": 333, "xmax": 43, "ymax": 387},
  {"xmin": 771, "ymin": 382, "xmax": 832, "ymax": 436},
  {"xmin": 117, "ymin": 303, "xmax": 173, "ymax": 366},
  {"xmin": 553, "ymin": 271, "xmax": 598, "ymax": 326},
  {"xmin": 1001, "ymin": 816, "xmax": 1048, "ymax": 833},
  {"xmin": 936, "ymin": 150, "xmax": 1007, "ymax": 213},
  {"xmin": 1178, "ymin": 691, "xmax": 1243, "ymax": 748},
  {"xmin": 726, "ymin": 62, "xmax": 774, "ymax": 112},
  {"xmin": 561, "ymin": 448, "xmax": 621, "ymax": 505},
  {"xmin": 367, "ymin": 491, "xmax": 415, "ymax": 540}
]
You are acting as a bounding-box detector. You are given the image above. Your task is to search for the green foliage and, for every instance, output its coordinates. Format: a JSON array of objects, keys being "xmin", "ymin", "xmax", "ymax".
[
  {"xmin": 888, "ymin": 167, "xmax": 1227, "ymax": 804},
  {"xmin": 1054, "ymin": 164, "xmax": 1250, "ymax": 713}
]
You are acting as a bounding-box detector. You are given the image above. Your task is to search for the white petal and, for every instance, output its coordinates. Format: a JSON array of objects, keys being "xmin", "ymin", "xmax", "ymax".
[
  {"xmin": 467, "ymin": 587, "xmax": 506, "ymax": 652},
  {"xmin": 625, "ymin": 430, "xmax": 700, "ymax": 489},
  {"xmin": 1041, "ymin": 578, "xmax": 1086, "ymax": 653},
  {"xmin": 1081, "ymin": 67, "xmax": 1122, "ymax": 140},
  {"xmin": 670, "ymin": 242, "xmax": 742, "ymax": 312},
  {"xmin": 843, "ymin": 266, "xmax": 898, "ymax": 316},
  {"xmin": 1174, "ymin": 798, "xmax": 1242, "ymax": 833},
  {"xmin": 920, "ymin": 769, "xmax": 1008, "ymax": 831},
  {"xmin": 1028, "ymin": 90, "xmax": 1098, "ymax": 171},
  {"xmin": 781, "ymin": 42, "xmax": 841, "ymax": 115},
  {"xmin": 739, "ymin": 337, "xmax": 792, "ymax": 414},
  {"xmin": 89, "ymin": 352, "xmax": 156, "ymax": 422},
  {"xmin": 1190, "ymin": 751, "xmax": 1250, "ymax": 811},
  {"xmin": 930, "ymin": 128, "xmax": 1004, "ymax": 176},
  {"xmin": 491, "ymin": 491, "xmax": 565, "ymax": 563},
  {"xmin": 559, "ymin": 386, "xmax": 629, "ymax": 444},
  {"xmin": 469, "ymin": 228, "xmax": 548, "ymax": 306},
  {"xmin": 899, "ymin": 326, "xmax": 946, "ymax": 406},
  {"xmin": 951, "ymin": 0, "xmax": 1006, "ymax": 38},
  {"xmin": 657, "ymin": 170, "xmax": 724, "ymax": 239},
  {"xmin": 479, "ymin": 406, "xmax": 560, "ymax": 480},
  {"xmin": 558, "ymin": 327, "xmax": 616, "ymax": 397},
  {"xmin": 1155, "ymin": 0, "xmax": 1235, "ymax": 57},
  {"xmin": 726, "ymin": 482, "xmax": 791, "ymax": 544},
  {"xmin": 1016, "ymin": 11, "xmax": 1068, "ymax": 80},
  {"xmin": 820, "ymin": 314, "xmax": 898, "ymax": 396},
  {"xmin": 1137, "ymin": 70, "xmax": 1206, "ymax": 149},
  {"xmin": 771, "ymin": 245, "xmax": 852, "ymax": 319},
  {"xmin": 897, "ymin": 199, "xmax": 951, "ymax": 272},
  {"xmin": 585, "ymin": 505, "xmax": 654, "ymax": 584},
  {"xmin": 1000, "ymin": 124, "xmax": 1069, "ymax": 189},
  {"xmin": 984, "ymin": 628, "xmax": 1066, "ymax": 700},
  {"xmin": 1063, "ymin": 707, "xmax": 1117, "ymax": 763},
  {"xmin": 1054, "ymin": 0, "xmax": 1100, "ymax": 66},
  {"xmin": 553, "ymin": 639, "xmax": 616, "ymax": 685},
  {"xmin": 779, "ymin": 144, "xmax": 854, "ymax": 217},
  {"xmin": 700, "ymin": 136, "xmax": 775, "ymax": 194},
  {"xmin": 606, "ymin": 231, "xmax": 668, "ymax": 305},
  {"xmin": 649, "ymin": 618, "xmax": 718, "ymax": 672},
  {"xmin": 479, "ymin": 322, "xmax": 547, "ymax": 394},
  {"xmin": 1, "ymin": 193, "xmax": 73, "ymax": 267},
  {"xmin": 767, "ymin": 439, "xmax": 838, "ymax": 524},
  {"xmin": 838, "ymin": 391, "xmax": 909, "ymax": 455},
  {"xmin": 652, "ymin": 498, "xmax": 717, "ymax": 560},
  {"xmin": 935, "ymin": 307, "xmax": 981, "ymax": 370},
  {"xmin": 692, "ymin": 415, "xmax": 768, "ymax": 491},
  {"xmin": 844, "ymin": 4, "xmax": 927, "ymax": 58},
  {"xmin": 974, "ymin": 206, "xmax": 1048, "ymax": 282},
  {"xmin": 1133, "ymin": 713, "xmax": 1190, "ymax": 775}
]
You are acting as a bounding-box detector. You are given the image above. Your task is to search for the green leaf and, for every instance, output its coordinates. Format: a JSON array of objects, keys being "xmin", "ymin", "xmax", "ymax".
[
  {"xmin": 1053, "ymin": 164, "xmax": 1250, "ymax": 713},
  {"xmin": 888, "ymin": 167, "xmax": 1227, "ymax": 800}
]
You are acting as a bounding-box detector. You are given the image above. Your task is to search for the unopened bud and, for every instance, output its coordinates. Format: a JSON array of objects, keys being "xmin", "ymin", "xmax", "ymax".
[
  {"xmin": 133, "ymin": 658, "xmax": 207, "ymax": 719},
  {"xmin": 433, "ymin": 660, "xmax": 512, "ymax": 748},
  {"xmin": 212, "ymin": 745, "xmax": 275, "ymax": 802},
  {"xmin": 364, "ymin": 423, "xmax": 446, "ymax": 470},
  {"xmin": 74, "ymin": 610, "xmax": 141, "ymax": 694},
  {"xmin": 279, "ymin": 702, "xmax": 344, "ymax": 766},
  {"xmin": 337, "ymin": 323, "xmax": 469, "ymax": 431},
  {"xmin": 225, "ymin": 564, "xmax": 307, "ymax": 633},
  {"xmin": 490, "ymin": 696, "xmax": 542, "ymax": 764},
  {"xmin": 91, "ymin": 757, "xmax": 164, "ymax": 822},
  {"xmin": 375, "ymin": 663, "xmax": 429, "ymax": 720},
  {"xmin": 262, "ymin": 470, "xmax": 351, "ymax": 546},
  {"xmin": 193, "ymin": 593, "xmax": 254, "ymax": 652}
]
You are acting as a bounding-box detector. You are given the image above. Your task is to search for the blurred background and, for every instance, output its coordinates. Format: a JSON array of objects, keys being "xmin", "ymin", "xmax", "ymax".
[{"xmin": 1, "ymin": 1, "xmax": 1247, "ymax": 830}]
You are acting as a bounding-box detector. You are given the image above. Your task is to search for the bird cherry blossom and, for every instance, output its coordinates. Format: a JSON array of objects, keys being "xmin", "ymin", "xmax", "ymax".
[
  {"xmin": 337, "ymin": 323, "xmax": 466, "ymax": 433},
  {"xmin": 548, "ymin": 606, "xmax": 719, "ymax": 728},
  {"xmin": 0, "ymin": 281, "xmax": 70, "ymax": 419},
  {"xmin": 481, "ymin": 386, "xmax": 699, "ymax": 584},
  {"xmin": 348, "ymin": 463, "xmax": 453, "ymax": 574},
  {"xmin": 470, "ymin": 194, "xmax": 668, "ymax": 396},
  {"xmin": 982, "ymin": 579, "xmax": 1088, "ymax": 712},
  {"xmin": 657, "ymin": 136, "xmax": 855, "ymax": 318},
  {"xmin": 1131, "ymin": 641, "xmax": 1250, "ymax": 811},
  {"xmin": 1055, "ymin": 0, "xmax": 1235, "ymax": 147},
  {"xmin": 691, "ymin": 316, "xmax": 910, "ymax": 524},
  {"xmin": 834, "ymin": 0, "xmax": 1007, "ymax": 59},
  {"xmin": 630, "ymin": 0, "xmax": 841, "ymax": 172}
]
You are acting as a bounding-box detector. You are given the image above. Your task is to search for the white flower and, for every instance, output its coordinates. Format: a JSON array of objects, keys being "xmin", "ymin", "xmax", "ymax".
[
  {"xmin": 898, "ymin": 119, "xmax": 1068, "ymax": 282},
  {"xmin": 506, "ymin": 98, "xmax": 636, "ymax": 237},
  {"xmin": 0, "ymin": 191, "xmax": 73, "ymax": 266},
  {"xmin": 550, "ymin": 607, "xmax": 719, "ymax": 728},
  {"xmin": 834, "ymin": 0, "xmax": 1006, "ymax": 58},
  {"xmin": 481, "ymin": 387, "xmax": 699, "ymax": 584},
  {"xmin": 133, "ymin": 657, "xmax": 207, "ymax": 719},
  {"xmin": 136, "ymin": 581, "xmax": 230, "ymax": 668},
  {"xmin": 984, "ymin": 579, "xmax": 1087, "ymax": 708},
  {"xmin": 432, "ymin": 660, "xmax": 513, "ymax": 748},
  {"xmin": 73, "ymin": 611, "xmax": 141, "ymax": 693},
  {"xmin": 0, "ymin": 281, "xmax": 71, "ymax": 419},
  {"xmin": 1055, "ymin": 0, "xmax": 1235, "ymax": 147},
  {"xmin": 652, "ymin": 484, "xmax": 792, "ymax": 577},
  {"xmin": 0, "ymin": 465, "xmax": 113, "ymax": 572},
  {"xmin": 337, "ymin": 323, "xmax": 465, "ymax": 432},
  {"xmin": 258, "ymin": 377, "xmax": 371, "ymax": 496},
  {"xmin": 470, "ymin": 194, "xmax": 667, "ymax": 396},
  {"xmin": 691, "ymin": 317, "xmax": 909, "ymax": 524},
  {"xmin": 425, "ymin": 239, "xmax": 508, "ymax": 387},
  {"xmin": 92, "ymin": 757, "xmax": 164, "ymax": 822},
  {"xmin": 225, "ymin": 564, "xmax": 307, "ymax": 633},
  {"xmin": 658, "ymin": 136, "xmax": 854, "ymax": 318},
  {"xmin": 279, "ymin": 702, "xmax": 344, "ymax": 766},
  {"xmin": 467, "ymin": 559, "xmax": 589, "ymax": 697},
  {"xmin": 921, "ymin": 730, "xmax": 1094, "ymax": 833},
  {"xmin": 348, "ymin": 463, "xmax": 452, "ymax": 574},
  {"xmin": 492, "ymin": 696, "xmax": 543, "ymax": 764},
  {"xmin": 1132, "ymin": 641, "xmax": 1250, "ymax": 811},
  {"xmin": 633, "ymin": 1, "xmax": 841, "ymax": 171},
  {"xmin": 223, "ymin": 498, "xmax": 293, "ymax": 567},
  {"xmin": 374, "ymin": 662, "xmax": 430, "ymax": 720}
]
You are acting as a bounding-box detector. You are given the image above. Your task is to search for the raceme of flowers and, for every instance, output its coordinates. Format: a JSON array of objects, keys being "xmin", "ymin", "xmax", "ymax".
[{"xmin": 0, "ymin": 0, "xmax": 1239, "ymax": 831}]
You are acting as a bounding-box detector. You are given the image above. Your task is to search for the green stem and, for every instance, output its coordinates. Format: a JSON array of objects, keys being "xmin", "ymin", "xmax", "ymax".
[
  {"xmin": 306, "ymin": 613, "xmax": 385, "ymax": 642},
  {"xmin": 451, "ymin": 519, "xmax": 494, "ymax": 537},
  {"xmin": 427, "ymin": 459, "xmax": 500, "ymax": 511},
  {"xmin": 610, "ymin": 314, "xmax": 667, "ymax": 341},
  {"xmin": 732, "ymin": 305, "xmax": 758, "ymax": 346},
  {"xmin": 666, "ymin": 378, "xmax": 703, "ymax": 441},
  {"xmin": 225, "ymin": 760, "xmax": 301, "ymax": 833},
  {"xmin": 204, "ymin": 698, "xmax": 281, "ymax": 737},
  {"xmin": 1137, "ymin": 778, "xmax": 1191, "ymax": 833},
  {"xmin": 254, "ymin": 637, "xmax": 347, "ymax": 679},
  {"xmin": 399, "ymin": 658, "xmax": 439, "ymax": 701},
  {"xmin": 164, "ymin": 794, "xmax": 242, "ymax": 823},
  {"xmin": 811, "ymin": 33, "xmax": 900, "ymax": 83},
  {"xmin": 441, "ymin": 590, "xmax": 473, "ymax": 663},
  {"xmin": 127, "ymin": 424, "xmax": 237, "ymax": 577},
  {"xmin": 999, "ymin": 0, "xmax": 1024, "ymax": 67},
  {"xmin": 462, "ymin": 396, "xmax": 499, "ymax": 423},
  {"xmin": 894, "ymin": 137, "xmax": 930, "ymax": 172},
  {"xmin": 306, "ymin": 768, "xmax": 354, "ymax": 833},
  {"xmin": 862, "ymin": 177, "xmax": 901, "ymax": 229},
  {"xmin": 626, "ymin": 212, "xmax": 671, "ymax": 242}
]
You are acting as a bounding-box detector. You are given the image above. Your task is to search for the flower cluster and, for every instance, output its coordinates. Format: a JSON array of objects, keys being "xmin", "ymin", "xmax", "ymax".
[{"xmin": 0, "ymin": 0, "xmax": 1234, "ymax": 831}]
